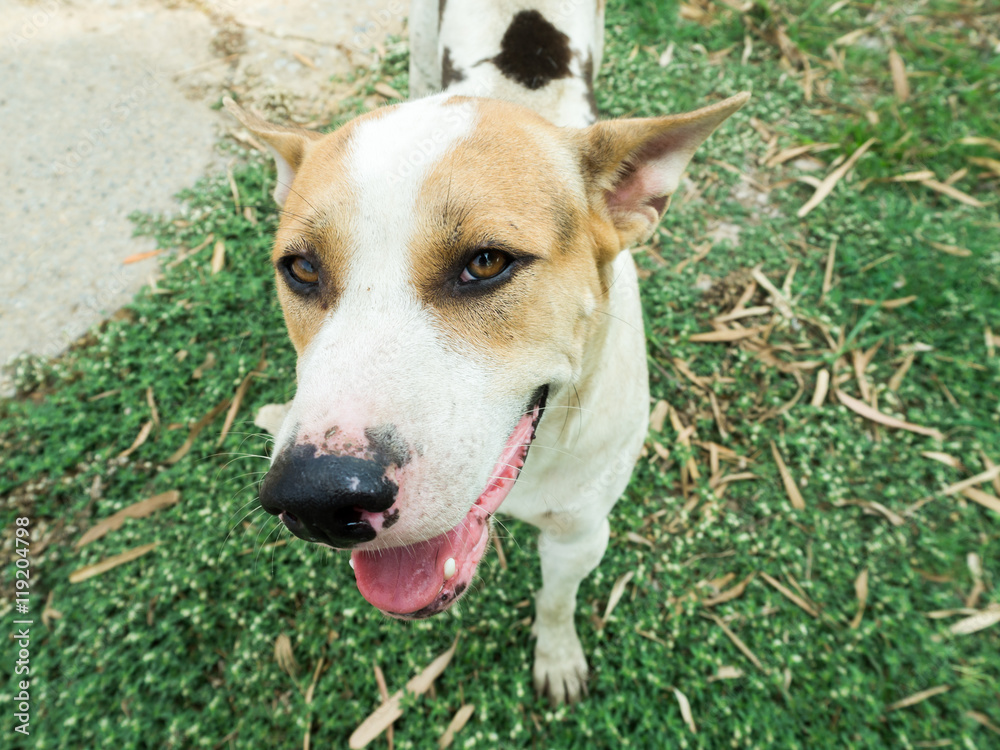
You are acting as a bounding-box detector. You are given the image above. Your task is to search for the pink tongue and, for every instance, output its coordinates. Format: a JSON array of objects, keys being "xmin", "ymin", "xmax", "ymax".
[
  {"xmin": 351, "ymin": 510, "xmax": 485, "ymax": 613},
  {"xmin": 350, "ymin": 404, "xmax": 541, "ymax": 615}
]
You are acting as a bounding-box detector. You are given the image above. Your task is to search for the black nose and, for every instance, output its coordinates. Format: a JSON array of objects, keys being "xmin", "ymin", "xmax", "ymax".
[{"xmin": 259, "ymin": 444, "xmax": 398, "ymax": 547}]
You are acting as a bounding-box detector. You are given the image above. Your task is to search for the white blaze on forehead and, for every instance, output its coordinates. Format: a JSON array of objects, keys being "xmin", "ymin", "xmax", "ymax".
[
  {"xmin": 281, "ymin": 95, "xmax": 501, "ymax": 463},
  {"xmin": 343, "ymin": 93, "xmax": 477, "ymax": 293}
]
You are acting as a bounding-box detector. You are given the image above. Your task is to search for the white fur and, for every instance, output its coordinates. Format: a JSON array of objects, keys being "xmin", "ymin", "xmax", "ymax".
[
  {"xmin": 273, "ymin": 97, "xmax": 546, "ymax": 548},
  {"xmin": 259, "ymin": 0, "xmax": 650, "ymax": 707},
  {"xmin": 439, "ymin": 0, "xmax": 603, "ymax": 127}
]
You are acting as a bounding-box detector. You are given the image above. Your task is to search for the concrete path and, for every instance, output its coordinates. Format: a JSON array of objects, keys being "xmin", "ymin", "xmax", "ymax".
[{"xmin": 0, "ymin": 0, "xmax": 403, "ymax": 393}]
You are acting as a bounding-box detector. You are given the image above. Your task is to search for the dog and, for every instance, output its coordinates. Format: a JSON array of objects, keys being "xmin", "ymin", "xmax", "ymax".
[{"xmin": 225, "ymin": 0, "xmax": 747, "ymax": 705}]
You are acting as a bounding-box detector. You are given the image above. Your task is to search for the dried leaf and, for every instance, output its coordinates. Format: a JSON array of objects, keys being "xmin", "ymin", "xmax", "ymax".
[
  {"xmin": 982, "ymin": 453, "xmax": 1000, "ymax": 493},
  {"xmin": 702, "ymin": 573, "xmax": 754, "ymax": 606},
  {"xmin": 850, "ymin": 568, "xmax": 869, "ymax": 629},
  {"xmin": 764, "ymin": 142, "xmax": 837, "ymax": 168},
  {"xmin": 210, "ymin": 239, "xmax": 226, "ymax": 274},
  {"xmin": 770, "ymin": 441, "xmax": 806, "ymax": 510},
  {"xmin": 942, "ymin": 466, "xmax": 1000, "ymax": 496},
  {"xmin": 146, "ymin": 387, "xmax": 160, "ymax": 428},
  {"xmin": 673, "ymin": 687, "xmax": 697, "ymax": 733},
  {"xmin": 305, "ymin": 657, "xmax": 325, "ymax": 705},
  {"xmin": 810, "ymin": 369, "xmax": 830, "ymax": 407},
  {"xmin": 42, "ymin": 591, "xmax": 63, "ymax": 626},
  {"xmin": 923, "ymin": 237, "xmax": 973, "ymax": 257},
  {"xmin": 349, "ymin": 638, "xmax": 459, "ymax": 749},
  {"xmin": 822, "ymin": 239, "xmax": 837, "ymax": 297},
  {"xmin": 602, "ymin": 570, "xmax": 635, "ymax": 624},
  {"xmin": 833, "ymin": 27, "xmax": 871, "ymax": 47},
  {"xmin": 76, "ymin": 490, "xmax": 181, "ymax": 548},
  {"xmin": 374, "ymin": 82, "xmax": 404, "ymax": 99},
  {"xmin": 689, "ymin": 327, "xmax": 763, "ymax": 343},
  {"xmin": 293, "ymin": 51, "xmax": 317, "ymax": 69},
  {"xmin": 888, "ymin": 170, "xmax": 936, "ymax": 182},
  {"xmin": 798, "ymin": 138, "xmax": 877, "ymax": 218},
  {"xmin": 925, "ymin": 608, "xmax": 977, "ymax": 619},
  {"xmin": 887, "ymin": 685, "xmax": 950, "ymax": 712},
  {"xmin": 438, "ymin": 705, "xmax": 475, "ymax": 749},
  {"xmin": 849, "ymin": 296, "xmax": 916, "ymax": 309},
  {"xmin": 760, "ymin": 572, "xmax": 818, "ymax": 617},
  {"xmin": 218, "ymin": 360, "xmax": 264, "ymax": 447},
  {"xmin": 118, "ymin": 420, "xmax": 154, "ymax": 460},
  {"xmin": 888, "ymin": 49, "xmax": 909, "ymax": 102},
  {"xmin": 708, "ymin": 665, "xmax": 745, "ymax": 681},
  {"xmin": 920, "ymin": 179, "xmax": 985, "ymax": 208},
  {"xmin": 835, "ymin": 389, "xmax": 943, "ymax": 440},
  {"xmin": 888, "ymin": 352, "xmax": 915, "ymax": 392},
  {"xmin": 274, "ymin": 633, "xmax": 298, "ymax": 678},
  {"xmin": 69, "ymin": 542, "xmax": 159, "ymax": 583},
  {"xmin": 959, "ymin": 136, "xmax": 1000, "ymax": 153},
  {"xmin": 650, "ymin": 400, "xmax": 669, "ymax": 432},
  {"xmin": 702, "ymin": 613, "xmax": 766, "ymax": 672},
  {"xmin": 166, "ymin": 398, "xmax": 231, "ymax": 465},
  {"xmin": 192, "ymin": 351, "xmax": 216, "ymax": 379},
  {"xmin": 713, "ymin": 305, "xmax": 771, "ymax": 323},
  {"xmin": 921, "ymin": 451, "xmax": 964, "ymax": 470},
  {"xmin": 962, "ymin": 487, "xmax": 1000, "ymax": 515},
  {"xmin": 658, "ymin": 41, "xmax": 675, "ymax": 67},
  {"xmin": 122, "ymin": 249, "xmax": 163, "ymax": 265},
  {"xmin": 966, "ymin": 711, "xmax": 1000, "ymax": 735},
  {"xmin": 969, "ymin": 156, "xmax": 1000, "ymax": 178},
  {"xmin": 834, "ymin": 499, "xmax": 905, "ymax": 526},
  {"xmin": 948, "ymin": 605, "xmax": 1000, "ymax": 635}
]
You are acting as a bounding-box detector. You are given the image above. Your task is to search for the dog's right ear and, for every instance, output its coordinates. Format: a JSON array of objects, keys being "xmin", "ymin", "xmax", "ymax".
[
  {"xmin": 223, "ymin": 97, "xmax": 323, "ymax": 206},
  {"xmin": 581, "ymin": 92, "xmax": 750, "ymax": 256}
]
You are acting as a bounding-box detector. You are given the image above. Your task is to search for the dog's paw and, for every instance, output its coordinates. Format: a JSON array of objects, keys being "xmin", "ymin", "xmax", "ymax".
[
  {"xmin": 532, "ymin": 629, "xmax": 589, "ymax": 706},
  {"xmin": 254, "ymin": 402, "xmax": 291, "ymax": 437}
]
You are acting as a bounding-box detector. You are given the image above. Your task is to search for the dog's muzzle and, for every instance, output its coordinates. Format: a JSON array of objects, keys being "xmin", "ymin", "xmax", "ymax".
[{"xmin": 258, "ymin": 444, "xmax": 397, "ymax": 547}]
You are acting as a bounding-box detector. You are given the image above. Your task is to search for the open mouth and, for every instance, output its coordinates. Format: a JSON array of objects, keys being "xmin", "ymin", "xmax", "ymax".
[{"xmin": 350, "ymin": 385, "xmax": 548, "ymax": 618}]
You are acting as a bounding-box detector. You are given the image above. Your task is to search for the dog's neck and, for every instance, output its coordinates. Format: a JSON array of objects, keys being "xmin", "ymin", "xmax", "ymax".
[{"xmin": 434, "ymin": 0, "xmax": 604, "ymax": 128}]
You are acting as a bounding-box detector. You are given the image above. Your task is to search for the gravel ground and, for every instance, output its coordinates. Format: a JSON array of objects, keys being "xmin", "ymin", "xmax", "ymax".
[{"xmin": 0, "ymin": 0, "xmax": 402, "ymax": 394}]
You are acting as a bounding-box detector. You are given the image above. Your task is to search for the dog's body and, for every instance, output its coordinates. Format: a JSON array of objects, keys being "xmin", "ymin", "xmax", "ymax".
[{"xmin": 228, "ymin": 0, "xmax": 746, "ymax": 705}]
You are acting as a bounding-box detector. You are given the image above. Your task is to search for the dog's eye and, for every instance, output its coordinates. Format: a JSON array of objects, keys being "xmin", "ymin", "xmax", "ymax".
[
  {"xmin": 283, "ymin": 256, "xmax": 319, "ymax": 286},
  {"xmin": 460, "ymin": 249, "xmax": 511, "ymax": 283}
]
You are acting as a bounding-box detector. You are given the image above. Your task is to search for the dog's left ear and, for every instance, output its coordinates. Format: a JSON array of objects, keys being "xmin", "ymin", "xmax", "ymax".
[
  {"xmin": 223, "ymin": 97, "xmax": 323, "ymax": 206},
  {"xmin": 583, "ymin": 92, "xmax": 750, "ymax": 252}
]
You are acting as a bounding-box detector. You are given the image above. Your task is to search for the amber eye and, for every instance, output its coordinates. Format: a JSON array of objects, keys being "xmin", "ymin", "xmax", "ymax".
[
  {"xmin": 460, "ymin": 249, "xmax": 511, "ymax": 283},
  {"xmin": 285, "ymin": 256, "xmax": 319, "ymax": 286}
]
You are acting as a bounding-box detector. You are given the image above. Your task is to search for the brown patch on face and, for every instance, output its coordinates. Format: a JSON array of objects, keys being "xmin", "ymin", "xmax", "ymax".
[
  {"xmin": 267, "ymin": 107, "xmax": 403, "ymax": 356},
  {"xmin": 406, "ymin": 99, "xmax": 617, "ymax": 373},
  {"xmin": 579, "ymin": 52, "xmax": 599, "ymax": 123}
]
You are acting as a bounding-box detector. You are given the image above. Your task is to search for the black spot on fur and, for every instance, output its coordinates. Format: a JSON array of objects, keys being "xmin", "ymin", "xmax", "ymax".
[
  {"xmin": 365, "ymin": 424, "xmax": 411, "ymax": 467},
  {"xmin": 438, "ymin": 0, "xmax": 447, "ymax": 27},
  {"xmin": 441, "ymin": 47, "xmax": 465, "ymax": 87},
  {"xmin": 491, "ymin": 10, "xmax": 572, "ymax": 90},
  {"xmin": 382, "ymin": 508, "xmax": 400, "ymax": 529}
]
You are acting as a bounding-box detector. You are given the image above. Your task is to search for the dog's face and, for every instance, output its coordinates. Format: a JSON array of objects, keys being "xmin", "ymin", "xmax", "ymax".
[{"xmin": 227, "ymin": 92, "xmax": 746, "ymax": 618}]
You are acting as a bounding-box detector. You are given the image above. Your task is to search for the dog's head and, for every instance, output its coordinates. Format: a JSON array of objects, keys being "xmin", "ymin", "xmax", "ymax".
[{"xmin": 226, "ymin": 92, "xmax": 747, "ymax": 618}]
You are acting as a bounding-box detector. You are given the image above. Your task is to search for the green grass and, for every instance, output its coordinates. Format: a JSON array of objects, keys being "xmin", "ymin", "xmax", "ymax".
[{"xmin": 3, "ymin": 1, "xmax": 999, "ymax": 747}]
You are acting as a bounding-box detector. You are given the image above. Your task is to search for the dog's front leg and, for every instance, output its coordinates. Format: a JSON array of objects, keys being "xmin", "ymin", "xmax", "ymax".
[{"xmin": 532, "ymin": 516, "xmax": 610, "ymax": 705}]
